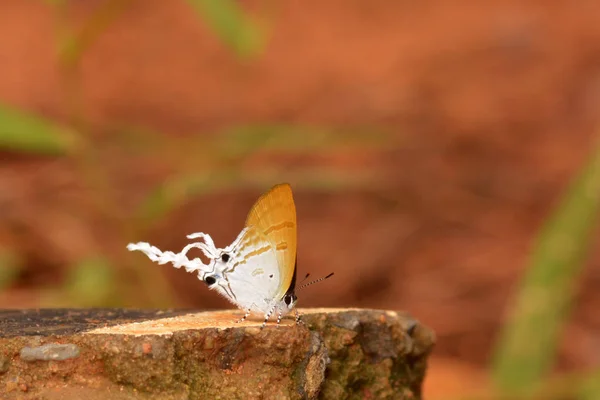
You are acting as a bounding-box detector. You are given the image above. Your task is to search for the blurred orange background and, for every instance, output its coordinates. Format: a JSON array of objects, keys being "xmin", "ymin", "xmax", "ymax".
[{"xmin": 1, "ymin": 1, "xmax": 600, "ymax": 398}]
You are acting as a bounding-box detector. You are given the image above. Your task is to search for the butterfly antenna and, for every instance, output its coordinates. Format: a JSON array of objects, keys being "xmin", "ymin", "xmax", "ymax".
[
  {"xmin": 298, "ymin": 272, "xmax": 334, "ymax": 291},
  {"xmin": 299, "ymin": 273, "xmax": 311, "ymax": 285}
]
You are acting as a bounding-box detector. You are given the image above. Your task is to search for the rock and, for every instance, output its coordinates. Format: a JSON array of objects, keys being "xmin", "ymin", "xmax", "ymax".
[
  {"xmin": 0, "ymin": 356, "xmax": 9, "ymax": 374},
  {"xmin": 0, "ymin": 308, "xmax": 435, "ymax": 399},
  {"xmin": 20, "ymin": 344, "xmax": 80, "ymax": 362}
]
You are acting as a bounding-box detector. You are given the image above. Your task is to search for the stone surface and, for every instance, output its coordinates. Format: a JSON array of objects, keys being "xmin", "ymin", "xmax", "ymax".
[
  {"xmin": 0, "ymin": 308, "xmax": 435, "ymax": 399},
  {"xmin": 0, "ymin": 309, "xmax": 192, "ymax": 338},
  {"xmin": 20, "ymin": 343, "xmax": 80, "ymax": 362}
]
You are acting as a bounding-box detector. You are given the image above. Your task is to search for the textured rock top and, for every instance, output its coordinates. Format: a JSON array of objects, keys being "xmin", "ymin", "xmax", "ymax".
[
  {"xmin": 0, "ymin": 308, "xmax": 435, "ymax": 400},
  {"xmin": 0, "ymin": 308, "xmax": 192, "ymax": 338}
]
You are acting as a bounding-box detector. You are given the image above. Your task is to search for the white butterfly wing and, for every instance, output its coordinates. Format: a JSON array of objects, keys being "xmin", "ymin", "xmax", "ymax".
[
  {"xmin": 244, "ymin": 183, "xmax": 297, "ymax": 300},
  {"xmin": 222, "ymin": 226, "xmax": 282, "ymax": 312}
]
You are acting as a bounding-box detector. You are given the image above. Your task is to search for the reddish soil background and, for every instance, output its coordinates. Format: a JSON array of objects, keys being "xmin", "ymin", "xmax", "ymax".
[{"xmin": 1, "ymin": 1, "xmax": 600, "ymax": 397}]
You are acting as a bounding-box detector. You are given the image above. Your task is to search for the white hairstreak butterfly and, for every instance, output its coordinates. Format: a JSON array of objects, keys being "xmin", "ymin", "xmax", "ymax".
[{"xmin": 127, "ymin": 183, "xmax": 333, "ymax": 328}]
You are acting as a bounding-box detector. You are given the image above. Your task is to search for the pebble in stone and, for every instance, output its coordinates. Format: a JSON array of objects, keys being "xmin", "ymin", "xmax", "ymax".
[
  {"xmin": 0, "ymin": 356, "xmax": 9, "ymax": 374},
  {"xmin": 20, "ymin": 344, "xmax": 80, "ymax": 362}
]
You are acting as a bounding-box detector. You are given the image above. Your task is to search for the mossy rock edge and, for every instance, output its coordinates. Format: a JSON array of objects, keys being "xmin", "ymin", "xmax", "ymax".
[{"xmin": 0, "ymin": 308, "xmax": 435, "ymax": 400}]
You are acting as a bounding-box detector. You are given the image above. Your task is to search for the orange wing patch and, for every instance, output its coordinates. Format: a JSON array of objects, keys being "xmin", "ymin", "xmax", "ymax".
[{"xmin": 245, "ymin": 183, "xmax": 297, "ymax": 300}]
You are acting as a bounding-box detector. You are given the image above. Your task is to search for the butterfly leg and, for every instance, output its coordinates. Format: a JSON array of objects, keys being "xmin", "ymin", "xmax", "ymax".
[
  {"xmin": 276, "ymin": 311, "xmax": 283, "ymax": 327},
  {"xmin": 261, "ymin": 306, "xmax": 276, "ymax": 329},
  {"xmin": 294, "ymin": 308, "xmax": 304, "ymax": 325},
  {"xmin": 236, "ymin": 309, "xmax": 251, "ymax": 324}
]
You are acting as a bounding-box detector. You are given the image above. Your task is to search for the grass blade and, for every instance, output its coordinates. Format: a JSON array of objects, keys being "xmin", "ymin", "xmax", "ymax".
[
  {"xmin": 134, "ymin": 169, "xmax": 383, "ymax": 232},
  {"xmin": 65, "ymin": 256, "xmax": 119, "ymax": 307},
  {"xmin": 0, "ymin": 105, "xmax": 75, "ymax": 155},
  {"xmin": 185, "ymin": 0, "xmax": 264, "ymax": 58},
  {"xmin": 0, "ymin": 248, "xmax": 21, "ymax": 291},
  {"xmin": 491, "ymin": 141, "xmax": 600, "ymax": 394}
]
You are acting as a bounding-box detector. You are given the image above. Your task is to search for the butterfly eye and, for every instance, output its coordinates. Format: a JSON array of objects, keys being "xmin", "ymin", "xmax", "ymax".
[
  {"xmin": 221, "ymin": 253, "xmax": 230, "ymax": 262},
  {"xmin": 284, "ymin": 293, "xmax": 296, "ymax": 306},
  {"xmin": 205, "ymin": 276, "xmax": 216, "ymax": 286}
]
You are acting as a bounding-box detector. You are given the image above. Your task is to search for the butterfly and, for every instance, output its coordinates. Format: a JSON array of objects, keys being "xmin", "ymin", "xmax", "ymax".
[{"xmin": 127, "ymin": 183, "xmax": 332, "ymax": 328}]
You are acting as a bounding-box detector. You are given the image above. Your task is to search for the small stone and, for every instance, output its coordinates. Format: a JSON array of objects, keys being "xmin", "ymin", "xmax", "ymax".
[
  {"xmin": 204, "ymin": 336, "xmax": 214, "ymax": 350},
  {"xmin": 5, "ymin": 378, "xmax": 18, "ymax": 392},
  {"xmin": 20, "ymin": 344, "xmax": 80, "ymax": 362},
  {"xmin": 48, "ymin": 362, "xmax": 59, "ymax": 373},
  {"xmin": 142, "ymin": 342, "xmax": 152, "ymax": 355},
  {"xmin": 19, "ymin": 383, "xmax": 28, "ymax": 392},
  {"xmin": 0, "ymin": 356, "xmax": 9, "ymax": 374}
]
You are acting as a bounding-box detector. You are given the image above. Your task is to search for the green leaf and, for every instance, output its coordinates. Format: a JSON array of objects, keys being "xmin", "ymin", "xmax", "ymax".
[
  {"xmin": 0, "ymin": 249, "xmax": 21, "ymax": 290},
  {"xmin": 0, "ymin": 105, "xmax": 75, "ymax": 155},
  {"xmin": 65, "ymin": 256, "xmax": 118, "ymax": 307},
  {"xmin": 134, "ymin": 169, "xmax": 382, "ymax": 232},
  {"xmin": 56, "ymin": 0, "xmax": 130, "ymax": 68},
  {"xmin": 215, "ymin": 124, "xmax": 389, "ymax": 157},
  {"xmin": 491, "ymin": 141, "xmax": 600, "ymax": 394},
  {"xmin": 135, "ymin": 173, "xmax": 234, "ymax": 226},
  {"xmin": 185, "ymin": 0, "xmax": 264, "ymax": 58},
  {"xmin": 578, "ymin": 370, "xmax": 600, "ymax": 400}
]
